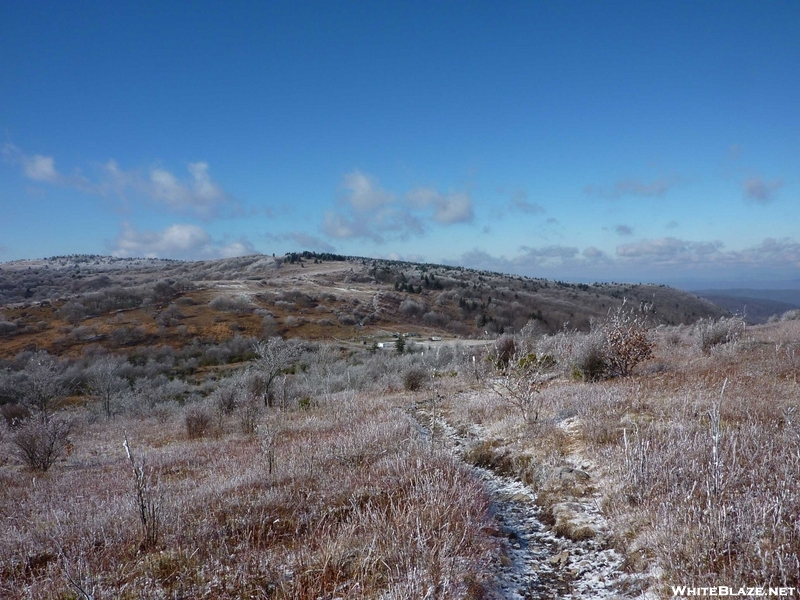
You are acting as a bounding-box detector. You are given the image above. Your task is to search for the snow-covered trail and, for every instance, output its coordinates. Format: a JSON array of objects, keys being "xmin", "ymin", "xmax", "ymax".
[{"xmin": 408, "ymin": 400, "xmax": 638, "ymax": 599}]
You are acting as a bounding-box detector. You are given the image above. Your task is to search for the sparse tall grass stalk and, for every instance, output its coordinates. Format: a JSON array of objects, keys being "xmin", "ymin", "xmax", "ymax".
[{"xmin": 123, "ymin": 434, "xmax": 161, "ymax": 550}]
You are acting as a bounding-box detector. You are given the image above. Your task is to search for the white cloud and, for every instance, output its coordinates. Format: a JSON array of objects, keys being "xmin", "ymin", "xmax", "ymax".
[
  {"xmin": 3, "ymin": 144, "xmax": 238, "ymax": 219},
  {"xmin": 322, "ymin": 171, "xmax": 470, "ymax": 242},
  {"xmin": 406, "ymin": 187, "xmax": 474, "ymax": 224},
  {"xmin": 145, "ymin": 161, "xmax": 234, "ymax": 218},
  {"xmin": 23, "ymin": 154, "xmax": 59, "ymax": 182},
  {"xmin": 322, "ymin": 211, "xmax": 380, "ymax": 242},
  {"xmin": 445, "ymin": 236, "xmax": 800, "ymax": 283},
  {"xmin": 582, "ymin": 246, "xmax": 607, "ymax": 260},
  {"xmin": 743, "ymin": 177, "xmax": 783, "ymax": 204},
  {"xmin": 110, "ymin": 223, "xmax": 256, "ymax": 260},
  {"xmin": 3, "ymin": 143, "xmax": 61, "ymax": 183},
  {"xmin": 341, "ymin": 170, "xmax": 394, "ymax": 212}
]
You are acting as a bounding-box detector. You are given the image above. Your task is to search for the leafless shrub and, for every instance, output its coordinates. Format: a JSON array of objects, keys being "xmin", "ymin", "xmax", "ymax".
[
  {"xmin": 69, "ymin": 325, "xmax": 97, "ymax": 340},
  {"xmin": 156, "ymin": 303, "xmax": 184, "ymax": 327},
  {"xmin": 236, "ymin": 394, "xmax": 263, "ymax": 434},
  {"xmin": 422, "ymin": 311, "xmax": 448, "ymax": 327},
  {"xmin": 780, "ymin": 309, "xmax": 800, "ymax": 321},
  {"xmin": 209, "ymin": 295, "xmax": 252, "ymax": 313},
  {"xmin": 696, "ymin": 316, "xmax": 745, "ymax": 354},
  {"xmin": 284, "ymin": 315, "xmax": 304, "ymax": 327},
  {"xmin": 400, "ymin": 299, "xmax": 425, "ymax": 316},
  {"xmin": 211, "ymin": 379, "xmax": 239, "ymax": 416},
  {"xmin": 12, "ymin": 418, "xmax": 72, "ymax": 471},
  {"xmin": 569, "ymin": 329, "xmax": 608, "ymax": 381},
  {"xmin": 492, "ymin": 334, "xmax": 516, "ymax": 368},
  {"xmin": 403, "ymin": 367, "xmax": 428, "ymax": 391},
  {"xmin": 59, "ymin": 300, "xmax": 87, "ymax": 324},
  {"xmin": 488, "ymin": 350, "xmax": 549, "ymax": 422},
  {"xmin": 110, "ymin": 325, "xmax": 146, "ymax": 346},
  {"xmin": 184, "ymin": 405, "xmax": 212, "ymax": 439},
  {"xmin": 601, "ymin": 305, "xmax": 653, "ymax": 378},
  {"xmin": 261, "ymin": 314, "xmax": 277, "ymax": 337},
  {"xmin": 0, "ymin": 319, "xmax": 18, "ymax": 336},
  {"xmin": 542, "ymin": 306, "xmax": 653, "ymax": 381},
  {"xmin": 337, "ymin": 312, "xmax": 358, "ymax": 325},
  {"xmin": 2, "ymin": 402, "xmax": 30, "ymax": 427}
]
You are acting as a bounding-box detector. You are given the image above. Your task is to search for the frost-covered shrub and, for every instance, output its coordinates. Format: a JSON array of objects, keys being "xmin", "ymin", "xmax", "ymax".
[
  {"xmin": 570, "ymin": 330, "xmax": 608, "ymax": 382},
  {"xmin": 602, "ymin": 306, "xmax": 653, "ymax": 378},
  {"xmin": 0, "ymin": 320, "xmax": 18, "ymax": 336},
  {"xmin": 209, "ymin": 295, "xmax": 253, "ymax": 313},
  {"xmin": 696, "ymin": 316, "xmax": 745, "ymax": 354},
  {"xmin": 781, "ymin": 309, "xmax": 800, "ymax": 322},
  {"xmin": 422, "ymin": 311, "xmax": 448, "ymax": 328},
  {"xmin": 12, "ymin": 418, "xmax": 72, "ymax": 471},
  {"xmin": 403, "ymin": 367, "xmax": 428, "ymax": 391},
  {"xmin": 400, "ymin": 300, "xmax": 425, "ymax": 317},
  {"xmin": 185, "ymin": 405, "xmax": 212, "ymax": 439}
]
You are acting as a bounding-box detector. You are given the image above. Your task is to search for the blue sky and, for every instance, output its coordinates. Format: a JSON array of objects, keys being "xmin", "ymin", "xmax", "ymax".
[{"xmin": 1, "ymin": 1, "xmax": 798, "ymax": 287}]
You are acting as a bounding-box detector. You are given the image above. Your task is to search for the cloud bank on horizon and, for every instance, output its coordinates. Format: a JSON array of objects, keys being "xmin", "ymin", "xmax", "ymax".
[{"xmin": 1, "ymin": 2, "xmax": 798, "ymax": 288}]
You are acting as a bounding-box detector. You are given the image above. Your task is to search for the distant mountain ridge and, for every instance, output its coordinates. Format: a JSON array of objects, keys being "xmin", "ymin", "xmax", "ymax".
[
  {"xmin": 0, "ymin": 252, "xmax": 730, "ymax": 359},
  {"xmin": 693, "ymin": 289, "xmax": 800, "ymax": 324},
  {"xmin": 693, "ymin": 288, "xmax": 800, "ymax": 307}
]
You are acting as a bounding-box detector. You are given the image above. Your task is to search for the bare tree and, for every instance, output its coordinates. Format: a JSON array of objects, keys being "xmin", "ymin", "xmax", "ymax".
[
  {"xmin": 87, "ymin": 356, "xmax": 128, "ymax": 420},
  {"xmin": 19, "ymin": 351, "xmax": 68, "ymax": 423},
  {"xmin": 252, "ymin": 337, "xmax": 301, "ymax": 407}
]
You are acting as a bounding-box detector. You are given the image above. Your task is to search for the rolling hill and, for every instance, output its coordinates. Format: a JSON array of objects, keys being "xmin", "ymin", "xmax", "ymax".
[{"xmin": 0, "ymin": 252, "xmax": 729, "ymax": 359}]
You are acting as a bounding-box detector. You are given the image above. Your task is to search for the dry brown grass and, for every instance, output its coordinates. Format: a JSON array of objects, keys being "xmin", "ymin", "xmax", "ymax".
[
  {"xmin": 440, "ymin": 321, "xmax": 800, "ymax": 594},
  {"xmin": 0, "ymin": 390, "xmax": 494, "ymax": 599}
]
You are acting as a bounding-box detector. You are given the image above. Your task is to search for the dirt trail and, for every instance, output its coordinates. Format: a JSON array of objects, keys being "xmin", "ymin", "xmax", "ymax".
[{"xmin": 409, "ymin": 399, "xmax": 641, "ymax": 599}]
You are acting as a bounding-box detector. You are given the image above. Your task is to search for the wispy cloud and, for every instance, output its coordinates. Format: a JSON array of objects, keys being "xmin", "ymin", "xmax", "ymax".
[
  {"xmin": 585, "ymin": 175, "xmax": 680, "ymax": 199},
  {"xmin": 616, "ymin": 237, "xmax": 723, "ymax": 262},
  {"xmin": 405, "ymin": 187, "xmax": 474, "ymax": 224},
  {"xmin": 321, "ymin": 170, "xmax": 472, "ymax": 242},
  {"xmin": 729, "ymin": 144, "xmax": 743, "ymax": 160},
  {"xmin": 615, "ymin": 236, "xmax": 800, "ymax": 274},
  {"xmin": 22, "ymin": 154, "xmax": 59, "ymax": 182},
  {"xmin": 147, "ymin": 161, "xmax": 234, "ymax": 218},
  {"xmin": 743, "ymin": 176, "xmax": 783, "ymax": 204},
  {"xmin": 3, "ymin": 144, "xmax": 238, "ymax": 219},
  {"xmin": 451, "ymin": 244, "xmax": 581, "ymax": 274},
  {"xmin": 110, "ymin": 223, "xmax": 255, "ymax": 260},
  {"xmin": 341, "ymin": 170, "xmax": 394, "ymax": 212},
  {"xmin": 3, "ymin": 143, "xmax": 91, "ymax": 189},
  {"xmin": 614, "ymin": 224, "xmax": 634, "ymax": 236},
  {"xmin": 507, "ymin": 189, "xmax": 545, "ymax": 215},
  {"xmin": 445, "ymin": 236, "xmax": 800, "ymax": 283}
]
